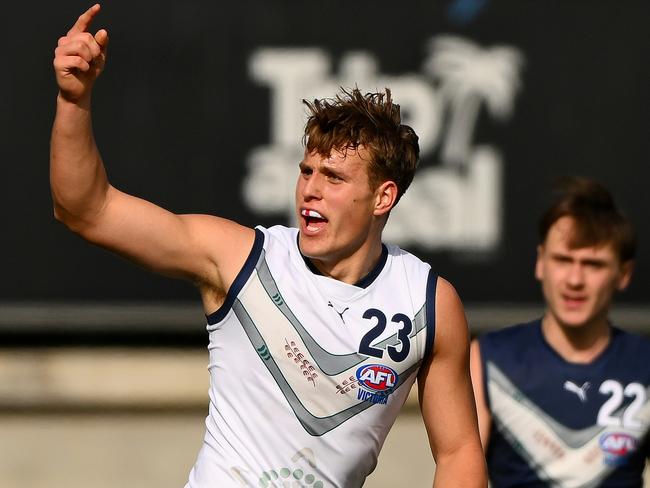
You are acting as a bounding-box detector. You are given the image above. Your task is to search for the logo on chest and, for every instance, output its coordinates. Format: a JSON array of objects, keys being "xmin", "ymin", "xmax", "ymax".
[
  {"xmin": 563, "ymin": 380, "xmax": 591, "ymax": 402},
  {"xmin": 355, "ymin": 364, "xmax": 399, "ymax": 405},
  {"xmin": 327, "ymin": 301, "xmax": 350, "ymax": 324},
  {"xmin": 599, "ymin": 432, "xmax": 638, "ymax": 466}
]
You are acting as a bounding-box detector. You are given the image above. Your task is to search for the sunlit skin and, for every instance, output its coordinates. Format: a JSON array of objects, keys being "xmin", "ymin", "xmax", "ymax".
[
  {"xmin": 535, "ymin": 216, "xmax": 633, "ymax": 361},
  {"xmin": 295, "ymin": 147, "xmax": 397, "ymax": 285}
]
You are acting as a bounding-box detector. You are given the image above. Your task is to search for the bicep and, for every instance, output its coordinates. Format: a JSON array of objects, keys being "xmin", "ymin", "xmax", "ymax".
[{"xmin": 75, "ymin": 185, "xmax": 255, "ymax": 291}]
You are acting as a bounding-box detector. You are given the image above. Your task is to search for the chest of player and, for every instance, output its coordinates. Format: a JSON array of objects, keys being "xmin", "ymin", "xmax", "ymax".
[
  {"xmin": 235, "ymin": 255, "xmax": 428, "ymax": 398},
  {"xmin": 521, "ymin": 371, "xmax": 650, "ymax": 433},
  {"xmin": 493, "ymin": 341, "xmax": 648, "ymax": 429},
  {"xmin": 488, "ymin": 365, "xmax": 650, "ymax": 483},
  {"xmin": 270, "ymin": 262, "xmax": 422, "ymax": 350}
]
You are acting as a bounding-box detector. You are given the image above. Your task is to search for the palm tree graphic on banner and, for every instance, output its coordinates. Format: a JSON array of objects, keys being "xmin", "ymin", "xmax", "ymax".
[{"xmin": 423, "ymin": 35, "xmax": 524, "ymax": 168}]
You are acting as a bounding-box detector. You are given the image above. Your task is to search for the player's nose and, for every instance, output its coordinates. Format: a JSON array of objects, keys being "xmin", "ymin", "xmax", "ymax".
[
  {"xmin": 566, "ymin": 263, "xmax": 585, "ymax": 287},
  {"xmin": 300, "ymin": 173, "xmax": 323, "ymax": 200}
]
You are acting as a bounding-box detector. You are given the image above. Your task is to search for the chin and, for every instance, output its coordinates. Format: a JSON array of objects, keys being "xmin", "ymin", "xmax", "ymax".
[
  {"xmin": 559, "ymin": 319, "xmax": 589, "ymax": 329},
  {"xmin": 298, "ymin": 233, "xmax": 326, "ymax": 258},
  {"xmin": 556, "ymin": 311, "xmax": 593, "ymax": 329}
]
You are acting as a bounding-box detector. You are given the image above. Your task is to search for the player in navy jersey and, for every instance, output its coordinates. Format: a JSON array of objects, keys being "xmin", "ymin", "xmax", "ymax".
[
  {"xmin": 470, "ymin": 177, "xmax": 649, "ymax": 487},
  {"xmin": 50, "ymin": 5, "xmax": 486, "ymax": 486}
]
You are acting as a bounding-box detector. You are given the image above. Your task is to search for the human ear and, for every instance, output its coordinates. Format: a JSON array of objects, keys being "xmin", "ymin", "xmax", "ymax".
[
  {"xmin": 373, "ymin": 181, "xmax": 398, "ymax": 217},
  {"xmin": 617, "ymin": 260, "xmax": 634, "ymax": 291}
]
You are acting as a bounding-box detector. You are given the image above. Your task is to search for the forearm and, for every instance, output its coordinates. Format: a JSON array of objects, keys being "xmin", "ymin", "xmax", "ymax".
[
  {"xmin": 432, "ymin": 444, "xmax": 487, "ymax": 488},
  {"xmin": 50, "ymin": 93, "xmax": 110, "ymax": 231}
]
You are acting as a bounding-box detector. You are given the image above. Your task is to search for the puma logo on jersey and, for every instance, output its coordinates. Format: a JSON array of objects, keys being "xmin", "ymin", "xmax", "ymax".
[
  {"xmin": 563, "ymin": 380, "xmax": 591, "ymax": 402},
  {"xmin": 328, "ymin": 301, "xmax": 350, "ymax": 324}
]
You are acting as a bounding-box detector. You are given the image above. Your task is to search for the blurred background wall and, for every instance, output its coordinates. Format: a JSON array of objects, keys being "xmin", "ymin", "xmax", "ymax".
[{"xmin": 1, "ymin": 0, "xmax": 648, "ymax": 486}]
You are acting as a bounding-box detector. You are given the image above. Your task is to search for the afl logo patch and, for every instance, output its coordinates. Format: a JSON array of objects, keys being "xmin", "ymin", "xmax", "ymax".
[
  {"xmin": 356, "ymin": 364, "xmax": 398, "ymax": 394},
  {"xmin": 599, "ymin": 432, "xmax": 638, "ymax": 465}
]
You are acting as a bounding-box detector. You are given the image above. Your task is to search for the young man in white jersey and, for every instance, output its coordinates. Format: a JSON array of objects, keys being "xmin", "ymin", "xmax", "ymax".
[
  {"xmin": 470, "ymin": 177, "xmax": 649, "ymax": 487},
  {"xmin": 51, "ymin": 5, "xmax": 486, "ymax": 486}
]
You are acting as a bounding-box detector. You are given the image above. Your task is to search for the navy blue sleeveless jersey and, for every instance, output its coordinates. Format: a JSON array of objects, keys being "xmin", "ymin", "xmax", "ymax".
[{"xmin": 479, "ymin": 319, "xmax": 650, "ymax": 487}]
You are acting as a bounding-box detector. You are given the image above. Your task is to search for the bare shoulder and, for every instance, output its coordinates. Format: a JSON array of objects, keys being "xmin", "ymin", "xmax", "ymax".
[
  {"xmin": 175, "ymin": 214, "xmax": 256, "ymax": 313},
  {"xmin": 434, "ymin": 276, "xmax": 463, "ymax": 312},
  {"xmin": 434, "ymin": 277, "xmax": 469, "ymax": 349},
  {"xmin": 180, "ymin": 214, "xmax": 256, "ymax": 283},
  {"xmin": 182, "ymin": 213, "xmax": 255, "ymax": 248}
]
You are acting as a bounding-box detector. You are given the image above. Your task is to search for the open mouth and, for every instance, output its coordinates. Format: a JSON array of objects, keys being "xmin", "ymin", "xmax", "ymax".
[
  {"xmin": 301, "ymin": 209, "xmax": 328, "ymax": 232},
  {"xmin": 562, "ymin": 295, "xmax": 587, "ymax": 307}
]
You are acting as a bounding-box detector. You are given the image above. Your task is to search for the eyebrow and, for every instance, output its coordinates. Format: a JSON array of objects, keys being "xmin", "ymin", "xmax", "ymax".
[
  {"xmin": 299, "ymin": 160, "xmax": 345, "ymax": 179},
  {"xmin": 550, "ymin": 252, "xmax": 609, "ymax": 266},
  {"xmin": 580, "ymin": 258, "xmax": 608, "ymax": 266},
  {"xmin": 320, "ymin": 165, "xmax": 344, "ymax": 179}
]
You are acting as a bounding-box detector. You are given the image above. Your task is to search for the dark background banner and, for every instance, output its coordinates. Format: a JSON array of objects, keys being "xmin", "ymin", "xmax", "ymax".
[{"xmin": 2, "ymin": 0, "xmax": 648, "ymax": 307}]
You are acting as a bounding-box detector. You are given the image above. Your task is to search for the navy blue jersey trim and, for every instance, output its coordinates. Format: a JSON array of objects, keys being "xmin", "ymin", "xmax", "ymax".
[
  {"xmin": 297, "ymin": 232, "xmax": 388, "ymax": 289},
  {"xmin": 354, "ymin": 244, "xmax": 388, "ymax": 288},
  {"xmin": 423, "ymin": 270, "xmax": 438, "ymax": 361},
  {"xmin": 206, "ymin": 228, "xmax": 265, "ymax": 325}
]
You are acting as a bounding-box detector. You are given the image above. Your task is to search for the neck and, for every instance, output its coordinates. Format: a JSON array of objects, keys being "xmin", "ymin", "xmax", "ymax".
[
  {"xmin": 541, "ymin": 314, "xmax": 611, "ymax": 363},
  {"xmin": 306, "ymin": 240, "xmax": 384, "ymax": 285}
]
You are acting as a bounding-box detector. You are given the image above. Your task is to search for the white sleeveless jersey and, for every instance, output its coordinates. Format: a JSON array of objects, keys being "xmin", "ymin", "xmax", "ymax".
[{"xmin": 186, "ymin": 225, "xmax": 436, "ymax": 488}]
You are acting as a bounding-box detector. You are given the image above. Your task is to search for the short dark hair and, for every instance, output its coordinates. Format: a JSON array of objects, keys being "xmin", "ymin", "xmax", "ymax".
[
  {"xmin": 302, "ymin": 87, "xmax": 419, "ymax": 204},
  {"xmin": 539, "ymin": 176, "xmax": 636, "ymax": 262}
]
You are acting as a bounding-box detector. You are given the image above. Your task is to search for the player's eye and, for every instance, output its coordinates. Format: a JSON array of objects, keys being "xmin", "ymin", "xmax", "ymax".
[
  {"xmin": 552, "ymin": 255, "xmax": 572, "ymax": 264},
  {"xmin": 584, "ymin": 260, "xmax": 606, "ymax": 269}
]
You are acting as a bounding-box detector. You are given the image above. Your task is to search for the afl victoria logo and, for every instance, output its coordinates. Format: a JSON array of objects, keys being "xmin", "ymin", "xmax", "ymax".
[
  {"xmin": 599, "ymin": 433, "xmax": 637, "ymax": 462},
  {"xmin": 356, "ymin": 364, "xmax": 398, "ymax": 394}
]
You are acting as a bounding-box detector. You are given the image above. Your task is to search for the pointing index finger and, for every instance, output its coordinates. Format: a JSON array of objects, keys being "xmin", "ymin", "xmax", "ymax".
[{"xmin": 67, "ymin": 4, "xmax": 101, "ymax": 35}]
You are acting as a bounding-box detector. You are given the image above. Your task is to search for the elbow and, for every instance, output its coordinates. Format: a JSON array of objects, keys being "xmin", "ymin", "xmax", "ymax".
[
  {"xmin": 52, "ymin": 202, "xmax": 89, "ymax": 236},
  {"xmin": 51, "ymin": 185, "xmax": 110, "ymax": 236},
  {"xmin": 434, "ymin": 443, "xmax": 487, "ymax": 487},
  {"xmin": 52, "ymin": 200, "xmax": 69, "ymax": 227},
  {"xmin": 52, "ymin": 203, "xmax": 65, "ymax": 224},
  {"xmin": 52, "ymin": 204, "xmax": 76, "ymax": 233},
  {"xmin": 51, "ymin": 186, "xmax": 75, "ymax": 227}
]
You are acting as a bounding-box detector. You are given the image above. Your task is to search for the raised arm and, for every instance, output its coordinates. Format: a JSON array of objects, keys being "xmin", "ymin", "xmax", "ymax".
[
  {"xmin": 417, "ymin": 278, "xmax": 487, "ymax": 487},
  {"xmin": 50, "ymin": 5, "xmax": 254, "ymax": 309}
]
